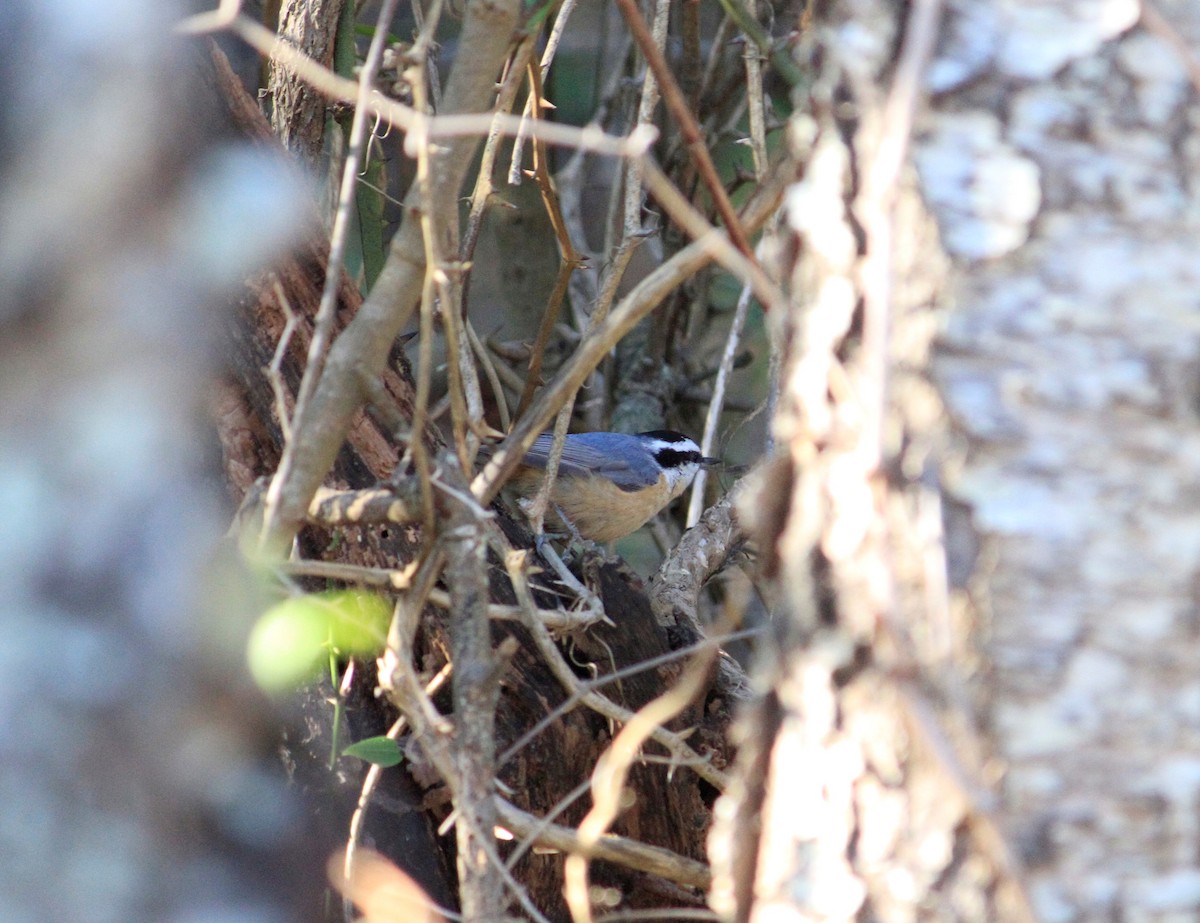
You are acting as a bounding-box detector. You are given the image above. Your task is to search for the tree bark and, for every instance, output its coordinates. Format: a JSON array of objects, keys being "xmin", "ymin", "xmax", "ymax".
[
  {"xmin": 0, "ymin": 10, "xmax": 330, "ymax": 923},
  {"xmin": 711, "ymin": 1, "xmax": 1019, "ymax": 920},
  {"xmin": 716, "ymin": 2, "xmax": 1200, "ymax": 922},
  {"xmin": 269, "ymin": 0, "xmax": 348, "ymax": 166},
  {"xmin": 924, "ymin": 2, "xmax": 1200, "ymax": 919}
]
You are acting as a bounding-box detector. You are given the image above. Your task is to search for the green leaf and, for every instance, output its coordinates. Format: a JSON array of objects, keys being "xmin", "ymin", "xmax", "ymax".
[
  {"xmin": 352, "ymin": 23, "xmax": 404, "ymax": 45},
  {"xmin": 333, "ymin": 1, "xmax": 358, "ymax": 80},
  {"xmin": 343, "ymin": 735, "xmax": 404, "ymax": 767},
  {"xmin": 355, "ymin": 143, "xmax": 387, "ymax": 292},
  {"xmin": 709, "ymin": 271, "xmax": 743, "ymax": 312},
  {"xmin": 246, "ymin": 590, "xmax": 391, "ymax": 694},
  {"xmin": 522, "ymin": 0, "xmax": 558, "ymax": 34},
  {"xmin": 246, "ymin": 597, "xmax": 330, "ymax": 693},
  {"xmin": 323, "ymin": 589, "xmax": 391, "ymax": 654}
]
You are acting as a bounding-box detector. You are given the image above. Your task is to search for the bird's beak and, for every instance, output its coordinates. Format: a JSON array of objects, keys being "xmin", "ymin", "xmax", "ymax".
[{"xmin": 700, "ymin": 456, "xmax": 721, "ymax": 468}]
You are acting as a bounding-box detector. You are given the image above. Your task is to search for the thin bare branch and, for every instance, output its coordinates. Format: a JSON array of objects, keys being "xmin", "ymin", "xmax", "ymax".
[
  {"xmin": 473, "ymin": 166, "xmax": 788, "ymax": 506},
  {"xmin": 461, "ymin": 35, "xmax": 537, "ymax": 274},
  {"xmin": 508, "ymin": 0, "xmax": 582, "ymax": 182},
  {"xmin": 614, "ymin": 0, "xmax": 755, "ymax": 260},
  {"xmin": 497, "ymin": 800, "xmax": 712, "ymax": 892},
  {"xmin": 267, "ymin": 275, "xmax": 299, "ymax": 443},
  {"xmin": 596, "ymin": 911, "xmax": 718, "ymax": 923},
  {"xmin": 565, "ymin": 628, "xmax": 721, "ymax": 922},
  {"xmin": 685, "ymin": 280, "xmax": 753, "ymax": 528},
  {"xmin": 639, "ymin": 158, "xmax": 785, "ymax": 316},
  {"xmin": 619, "ymin": 0, "xmax": 671, "ymax": 245},
  {"xmin": 512, "ymin": 55, "xmax": 587, "ymax": 426},
  {"xmin": 512, "ymin": 259, "xmax": 580, "ymax": 424},
  {"xmin": 740, "ymin": 0, "xmax": 769, "ymax": 180},
  {"xmin": 410, "ymin": 0, "xmax": 444, "ymax": 107},
  {"xmin": 499, "ymin": 627, "xmax": 763, "ymax": 769},
  {"xmin": 224, "ymin": 13, "xmax": 660, "ymax": 158},
  {"xmin": 278, "ymin": 558, "xmax": 407, "ymax": 588},
  {"xmin": 503, "ymin": 779, "xmax": 592, "ymax": 872},
  {"xmin": 428, "ymin": 588, "xmax": 605, "ymax": 631},
  {"xmin": 502, "ymin": 548, "xmax": 728, "ymax": 790},
  {"xmin": 697, "ymin": 14, "xmax": 736, "ymax": 106},
  {"xmin": 285, "ymin": 0, "xmax": 401, "ymax": 468},
  {"xmin": 467, "ymin": 318, "xmax": 512, "ymax": 431}
]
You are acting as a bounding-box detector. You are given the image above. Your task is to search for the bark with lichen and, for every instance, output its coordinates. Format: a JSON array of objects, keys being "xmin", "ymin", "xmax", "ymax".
[{"xmin": 709, "ymin": 2, "xmax": 1021, "ymax": 920}]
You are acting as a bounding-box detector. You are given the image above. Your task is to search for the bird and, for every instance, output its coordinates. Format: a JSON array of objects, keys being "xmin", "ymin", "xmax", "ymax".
[{"xmin": 504, "ymin": 430, "xmax": 720, "ymax": 543}]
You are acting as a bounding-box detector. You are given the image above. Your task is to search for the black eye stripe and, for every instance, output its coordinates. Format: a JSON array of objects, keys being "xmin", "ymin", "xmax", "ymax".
[{"xmin": 653, "ymin": 448, "xmax": 701, "ymax": 468}]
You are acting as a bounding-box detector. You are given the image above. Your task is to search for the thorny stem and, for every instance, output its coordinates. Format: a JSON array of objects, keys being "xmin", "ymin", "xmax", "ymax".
[
  {"xmin": 614, "ymin": 0, "xmax": 755, "ymax": 260},
  {"xmin": 263, "ymin": 0, "xmax": 402, "ymax": 544},
  {"xmin": 507, "ymin": 0, "xmax": 582, "ymax": 183},
  {"xmin": 461, "ymin": 35, "xmax": 537, "ymax": 278},
  {"xmin": 740, "ymin": 0, "xmax": 769, "ymax": 180},
  {"xmin": 513, "ymin": 55, "xmax": 586, "ymax": 425},
  {"xmin": 473, "ymin": 164, "xmax": 789, "ymax": 508},
  {"xmin": 257, "ymin": 0, "xmax": 524, "ymax": 556}
]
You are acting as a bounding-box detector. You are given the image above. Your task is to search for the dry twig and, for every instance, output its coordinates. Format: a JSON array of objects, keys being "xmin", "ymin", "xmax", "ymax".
[
  {"xmin": 498, "ymin": 800, "xmax": 712, "ymax": 893},
  {"xmin": 564, "ymin": 632, "xmax": 721, "ymax": 922},
  {"xmin": 685, "ymin": 280, "xmax": 754, "ymax": 528},
  {"xmin": 739, "ymin": 0, "xmax": 769, "ymax": 180},
  {"xmin": 614, "ymin": 0, "xmax": 755, "ymax": 260},
  {"xmin": 503, "ymin": 547, "xmax": 728, "ymax": 790},
  {"xmin": 507, "ymin": 0, "xmax": 583, "ymax": 183},
  {"xmin": 282, "ymin": 0, "xmax": 401, "ymax": 470},
  {"xmin": 473, "ymin": 167, "xmax": 788, "ymax": 507}
]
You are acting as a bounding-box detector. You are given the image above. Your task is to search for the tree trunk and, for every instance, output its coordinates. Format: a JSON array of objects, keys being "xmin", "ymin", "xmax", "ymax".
[
  {"xmin": 715, "ymin": 1, "xmax": 1200, "ymax": 922},
  {"xmin": 0, "ymin": 8, "xmax": 329, "ymax": 922},
  {"xmin": 926, "ymin": 2, "xmax": 1200, "ymax": 919},
  {"xmin": 709, "ymin": 0, "xmax": 1012, "ymax": 917},
  {"xmin": 270, "ymin": 0, "xmax": 348, "ymax": 167}
]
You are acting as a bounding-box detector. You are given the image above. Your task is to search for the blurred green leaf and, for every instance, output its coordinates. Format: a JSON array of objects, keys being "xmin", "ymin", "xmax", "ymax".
[
  {"xmin": 246, "ymin": 590, "xmax": 391, "ymax": 694},
  {"xmin": 344, "ymin": 735, "xmax": 404, "ymax": 767},
  {"xmin": 324, "ymin": 590, "xmax": 392, "ymax": 654},
  {"xmin": 353, "ymin": 23, "xmax": 404, "ymax": 44},
  {"xmin": 523, "ymin": 0, "xmax": 558, "ymax": 34},
  {"xmin": 246, "ymin": 598, "xmax": 327, "ymax": 693}
]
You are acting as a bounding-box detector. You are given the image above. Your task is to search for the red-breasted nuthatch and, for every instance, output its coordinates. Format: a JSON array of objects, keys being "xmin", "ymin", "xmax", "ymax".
[{"xmin": 506, "ymin": 430, "xmax": 720, "ymax": 543}]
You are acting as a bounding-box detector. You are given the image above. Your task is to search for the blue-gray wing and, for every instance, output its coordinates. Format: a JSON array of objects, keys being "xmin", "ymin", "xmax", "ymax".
[{"xmin": 522, "ymin": 433, "xmax": 659, "ymax": 492}]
